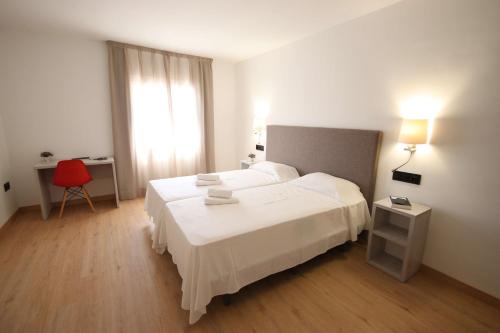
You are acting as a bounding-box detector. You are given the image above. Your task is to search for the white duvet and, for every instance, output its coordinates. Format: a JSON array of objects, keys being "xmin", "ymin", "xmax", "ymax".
[
  {"xmin": 145, "ymin": 169, "xmax": 277, "ymax": 223},
  {"xmin": 153, "ymin": 180, "xmax": 370, "ymax": 324}
]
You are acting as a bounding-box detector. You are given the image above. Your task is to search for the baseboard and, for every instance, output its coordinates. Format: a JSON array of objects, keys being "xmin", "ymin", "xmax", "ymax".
[
  {"xmin": 355, "ymin": 235, "xmax": 499, "ymax": 306},
  {"xmin": 17, "ymin": 194, "xmax": 116, "ymax": 213},
  {"xmin": 0, "ymin": 208, "xmax": 19, "ymax": 229},
  {"xmin": 16, "ymin": 204, "xmax": 41, "ymax": 212},
  {"xmin": 420, "ymin": 264, "xmax": 500, "ymax": 308}
]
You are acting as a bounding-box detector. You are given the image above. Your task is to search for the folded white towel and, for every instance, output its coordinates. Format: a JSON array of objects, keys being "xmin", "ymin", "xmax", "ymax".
[
  {"xmin": 195, "ymin": 179, "xmax": 222, "ymax": 186},
  {"xmin": 204, "ymin": 196, "xmax": 239, "ymax": 205},
  {"xmin": 207, "ymin": 188, "xmax": 232, "ymax": 199},
  {"xmin": 197, "ymin": 174, "xmax": 220, "ymax": 181}
]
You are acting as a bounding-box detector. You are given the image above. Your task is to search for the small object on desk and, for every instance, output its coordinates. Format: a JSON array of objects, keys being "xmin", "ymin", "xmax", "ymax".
[
  {"xmin": 248, "ymin": 153, "xmax": 256, "ymax": 162},
  {"xmin": 390, "ymin": 195, "xmax": 412, "ymax": 210},
  {"xmin": 92, "ymin": 157, "xmax": 108, "ymax": 161},
  {"xmin": 72, "ymin": 156, "xmax": 90, "ymax": 160},
  {"xmin": 40, "ymin": 151, "xmax": 54, "ymax": 163}
]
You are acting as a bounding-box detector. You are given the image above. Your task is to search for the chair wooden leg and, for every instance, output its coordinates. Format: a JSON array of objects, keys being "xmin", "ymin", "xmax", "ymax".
[
  {"xmin": 82, "ymin": 186, "xmax": 96, "ymax": 212},
  {"xmin": 59, "ymin": 189, "xmax": 68, "ymax": 218}
]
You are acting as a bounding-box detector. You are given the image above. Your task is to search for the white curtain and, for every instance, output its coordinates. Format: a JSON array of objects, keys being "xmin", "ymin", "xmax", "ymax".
[{"xmin": 108, "ymin": 42, "xmax": 214, "ymax": 199}]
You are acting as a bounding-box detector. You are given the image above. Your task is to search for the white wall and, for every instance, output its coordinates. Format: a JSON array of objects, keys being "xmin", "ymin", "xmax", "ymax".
[
  {"xmin": 213, "ymin": 60, "xmax": 238, "ymax": 171},
  {"xmin": 0, "ymin": 112, "xmax": 17, "ymax": 227},
  {"xmin": 0, "ymin": 30, "xmax": 114, "ymax": 207},
  {"xmin": 235, "ymin": 0, "xmax": 500, "ymax": 298},
  {"xmin": 0, "ymin": 30, "xmax": 237, "ymax": 206}
]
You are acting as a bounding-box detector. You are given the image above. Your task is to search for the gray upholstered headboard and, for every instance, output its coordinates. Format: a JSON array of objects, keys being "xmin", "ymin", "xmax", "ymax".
[{"xmin": 266, "ymin": 125, "xmax": 382, "ymax": 207}]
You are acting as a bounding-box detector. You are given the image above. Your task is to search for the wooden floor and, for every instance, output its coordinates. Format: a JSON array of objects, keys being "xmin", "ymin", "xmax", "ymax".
[{"xmin": 1, "ymin": 199, "xmax": 499, "ymax": 333}]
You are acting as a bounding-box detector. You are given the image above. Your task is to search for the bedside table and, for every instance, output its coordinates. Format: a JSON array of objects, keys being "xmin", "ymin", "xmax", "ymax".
[
  {"xmin": 367, "ymin": 198, "xmax": 431, "ymax": 282},
  {"xmin": 240, "ymin": 160, "xmax": 257, "ymax": 169}
]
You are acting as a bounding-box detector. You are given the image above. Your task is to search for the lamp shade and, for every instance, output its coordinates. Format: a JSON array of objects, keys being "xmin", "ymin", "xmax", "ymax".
[{"xmin": 398, "ymin": 119, "xmax": 428, "ymax": 144}]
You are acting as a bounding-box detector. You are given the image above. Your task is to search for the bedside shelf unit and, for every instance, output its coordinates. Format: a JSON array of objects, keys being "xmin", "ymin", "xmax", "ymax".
[
  {"xmin": 240, "ymin": 160, "xmax": 257, "ymax": 169},
  {"xmin": 367, "ymin": 198, "xmax": 431, "ymax": 282}
]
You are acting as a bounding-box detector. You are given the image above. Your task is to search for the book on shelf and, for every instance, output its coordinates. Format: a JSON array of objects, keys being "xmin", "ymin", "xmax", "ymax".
[{"xmin": 390, "ymin": 195, "xmax": 412, "ymax": 210}]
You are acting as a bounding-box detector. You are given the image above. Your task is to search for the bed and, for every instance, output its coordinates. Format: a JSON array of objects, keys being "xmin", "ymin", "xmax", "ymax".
[
  {"xmin": 145, "ymin": 161, "xmax": 300, "ymax": 223},
  {"xmin": 153, "ymin": 125, "xmax": 382, "ymax": 324}
]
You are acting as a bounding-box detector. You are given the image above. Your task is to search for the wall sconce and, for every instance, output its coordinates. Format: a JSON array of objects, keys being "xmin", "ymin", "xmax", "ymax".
[
  {"xmin": 393, "ymin": 119, "xmax": 429, "ymax": 172},
  {"xmin": 399, "ymin": 119, "xmax": 428, "ymax": 152},
  {"xmin": 253, "ymin": 117, "xmax": 266, "ymax": 144}
]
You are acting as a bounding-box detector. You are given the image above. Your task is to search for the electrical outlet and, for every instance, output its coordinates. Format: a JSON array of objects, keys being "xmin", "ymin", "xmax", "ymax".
[
  {"xmin": 392, "ymin": 171, "xmax": 421, "ymax": 185},
  {"xmin": 256, "ymin": 144, "xmax": 265, "ymax": 151},
  {"xmin": 4, "ymin": 182, "xmax": 10, "ymax": 192}
]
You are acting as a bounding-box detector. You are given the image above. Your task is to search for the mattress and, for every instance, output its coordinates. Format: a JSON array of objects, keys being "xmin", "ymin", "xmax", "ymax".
[
  {"xmin": 154, "ymin": 181, "xmax": 370, "ymax": 324},
  {"xmin": 144, "ymin": 169, "xmax": 277, "ymax": 223}
]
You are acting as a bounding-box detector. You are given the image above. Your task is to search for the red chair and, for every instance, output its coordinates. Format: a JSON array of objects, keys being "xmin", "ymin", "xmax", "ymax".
[{"xmin": 53, "ymin": 160, "xmax": 96, "ymax": 218}]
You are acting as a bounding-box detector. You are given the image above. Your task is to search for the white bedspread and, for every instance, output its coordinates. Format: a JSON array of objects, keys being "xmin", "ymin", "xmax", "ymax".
[
  {"xmin": 153, "ymin": 182, "xmax": 370, "ymax": 324},
  {"xmin": 145, "ymin": 169, "xmax": 276, "ymax": 223}
]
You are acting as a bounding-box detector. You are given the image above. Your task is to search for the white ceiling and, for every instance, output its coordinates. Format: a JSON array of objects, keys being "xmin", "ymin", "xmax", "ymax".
[{"xmin": 0, "ymin": 0, "xmax": 400, "ymax": 61}]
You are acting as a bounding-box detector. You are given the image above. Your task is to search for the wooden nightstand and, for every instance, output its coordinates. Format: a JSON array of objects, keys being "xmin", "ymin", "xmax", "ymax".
[
  {"xmin": 367, "ymin": 198, "xmax": 431, "ymax": 282},
  {"xmin": 240, "ymin": 160, "xmax": 257, "ymax": 169}
]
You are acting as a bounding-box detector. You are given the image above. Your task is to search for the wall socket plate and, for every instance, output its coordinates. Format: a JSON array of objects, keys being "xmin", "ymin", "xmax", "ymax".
[
  {"xmin": 256, "ymin": 144, "xmax": 265, "ymax": 151},
  {"xmin": 392, "ymin": 171, "xmax": 421, "ymax": 185}
]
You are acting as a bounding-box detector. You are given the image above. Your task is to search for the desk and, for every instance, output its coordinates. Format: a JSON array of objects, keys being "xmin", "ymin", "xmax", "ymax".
[{"xmin": 34, "ymin": 158, "xmax": 120, "ymax": 220}]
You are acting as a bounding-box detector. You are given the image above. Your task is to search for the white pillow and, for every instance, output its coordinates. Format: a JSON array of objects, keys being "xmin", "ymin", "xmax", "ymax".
[
  {"xmin": 249, "ymin": 161, "xmax": 299, "ymax": 181},
  {"xmin": 289, "ymin": 172, "xmax": 361, "ymax": 202}
]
